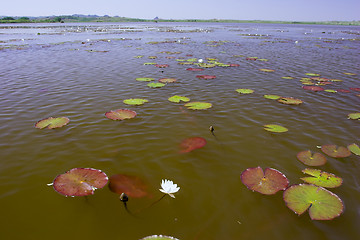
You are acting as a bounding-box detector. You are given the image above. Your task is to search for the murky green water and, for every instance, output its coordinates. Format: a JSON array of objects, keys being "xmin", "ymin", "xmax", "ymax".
[{"xmin": 0, "ymin": 22, "xmax": 359, "ymax": 240}]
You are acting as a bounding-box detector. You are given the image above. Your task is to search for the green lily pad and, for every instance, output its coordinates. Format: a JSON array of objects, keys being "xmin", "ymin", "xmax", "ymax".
[
  {"xmin": 105, "ymin": 109, "xmax": 137, "ymax": 121},
  {"xmin": 321, "ymin": 144, "xmax": 351, "ymax": 158},
  {"xmin": 278, "ymin": 97, "xmax": 303, "ymax": 105},
  {"xmin": 123, "ymin": 98, "xmax": 149, "ymax": 105},
  {"xmin": 282, "ymin": 76, "xmax": 295, "ymax": 79},
  {"xmin": 264, "ymin": 124, "xmax": 288, "ymax": 133},
  {"xmin": 35, "ymin": 116, "xmax": 70, "ymax": 129},
  {"xmin": 136, "ymin": 77, "xmax": 154, "ymax": 82},
  {"xmin": 159, "ymin": 78, "xmax": 177, "ymax": 83},
  {"xmin": 241, "ymin": 167, "xmax": 289, "ymax": 195},
  {"xmin": 296, "ymin": 150, "xmax": 327, "ymax": 166},
  {"xmin": 305, "ymin": 73, "xmax": 320, "ymax": 77},
  {"xmin": 259, "ymin": 68, "xmax": 275, "ymax": 72},
  {"xmin": 147, "ymin": 82, "xmax": 166, "ymax": 88},
  {"xmin": 236, "ymin": 89, "xmax": 254, "ymax": 94},
  {"xmin": 348, "ymin": 112, "xmax": 360, "ymax": 120},
  {"xmin": 184, "ymin": 102, "xmax": 212, "ymax": 110},
  {"xmin": 324, "ymin": 89, "xmax": 337, "ymax": 93},
  {"xmin": 168, "ymin": 95, "xmax": 190, "ymax": 103},
  {"xmin": 301, "ymin": 169, "xmax": 342, "ymax": 188},
  {"xmin": 143, "ymin": 62, "xmax": 156, "ymax": 65},
  {"xmin": 283, "ymin": 184, "xmax": 344, "ymax": 220},
  {"xmin": 347, "ymin": 143, "xmax": 360, "ymax": 156},
  {"xmin": 140, "ymin": 235, "xmax": 179, "ymax": 240},
  {"xmin": 264, "ymin": 94, "xmax": 281, "ymax": 100}
]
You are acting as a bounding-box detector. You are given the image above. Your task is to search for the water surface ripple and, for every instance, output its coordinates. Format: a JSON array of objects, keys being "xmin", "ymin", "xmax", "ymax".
[{"xmin": 0, "ymin": 22, "xmax": 359, "ymax": 240}]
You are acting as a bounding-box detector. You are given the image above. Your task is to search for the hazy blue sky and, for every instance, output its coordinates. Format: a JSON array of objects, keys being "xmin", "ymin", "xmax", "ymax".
[{"xmin": 1, "ymin": 0, "xmax": 359, "ymax": 21}]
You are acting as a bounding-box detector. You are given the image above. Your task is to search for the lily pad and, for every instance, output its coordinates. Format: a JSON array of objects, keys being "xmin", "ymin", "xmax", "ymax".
[
  {"xmin": 348, "ymin": 112, "xmax": 360, "ymax": 120},
  {"xmin": 105, "ymin": 109, "xmax": 137, "ymax": 121},
  {"xmin": 155, "ymin": 64, "xmax": 169, "ymax": 68},
  {"xmin": 136, "ymin": 77, "xmax": 154, "ymax": 82},
  {"xmin": 264, "ymin": 124, "xmax": 288, "ymax": 133},
  {"xmin": 296, "ymin": 150, "xmax": 327, "ymax": 166},
  {"xmin": 303, "ymin": 86, "xmax": 324, "ymax": 91},
  {"xmin": 236, "ymin": 89, "xmax": 254, "ymax": 94},
  {"xmin": 259, "ymin": 68, "xmax": 275, "ymax": 72},
  {"xmin": 168, "ymin": 95, "xmax": 190, "ymax": 103},
  {"xmin": 196, "ymin": 75, "xmax": 216, "ymax": 79},
  {"xmin": 180, "ymin": 137, "xmax": 207, "ymax": 153},
  {"xmin": 184, "ymin": 102, "xmax": 212, "ymax": 110},
  {"xmin": 123, "ymin": 98, "xmax": 148, "ymax": 105},
  {"xmin": 159, "ymin": 78, "xmax": 177, "ymax": 83},
  {"xmin": 278, "ymin": 97, "xmax": 303, "ymax": 105},
  {"xmin": 305, "ymin": 73, "xmax": 320, "ymax": 77},
  {"xmin": 35, "ymin": 117, "xmax": 70, "ymax": 129},
  {"xmin": 321, "ymin": 144, "xmax": 351, "ymax": 158},
  {"xmin": 347, "ymin": 143, "xmax": 360, "ymax": 156},
  {"xmin": 147, "ymin": 82, "xmax": 166, "ymax": 88},
  {"xmin": 108, "ymin": 174, "xmax": 149, "ymax": 198},
  {"xmin": 300, "ymin": 168, "xmax": 343, "ymax": 188},
  {"xmin": 264, "ymin": 94, "xmax": 281, "ymax": 100},
  {"xmin": 140, "ymin": 235, "xmax": 179, "ymax": 240},
  {"xmin": 186, "ymin": 68, "xmax": 204, "ymax": 71},
  {"xmin": 241, "ymin": 167, "xmax": 289, "ymax": 195},
  {"xmin": 52, "ymin": 168, "xmax": 108, "ymax": 197},
  {"xmin": 283, "ymin": 184, "xmax": 344, "ymax": 220}
]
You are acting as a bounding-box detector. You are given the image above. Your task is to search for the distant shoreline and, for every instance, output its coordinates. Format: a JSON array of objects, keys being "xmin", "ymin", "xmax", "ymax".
[{"xmin": 1, "ymin": 15, "xmax": 359, "ymax": 25}]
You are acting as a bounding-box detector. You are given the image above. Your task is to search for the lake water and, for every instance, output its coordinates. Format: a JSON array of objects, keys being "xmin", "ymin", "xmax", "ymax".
[{"xmin": 0, "ymin": 22, "xmax": 359, "ymax": 240}]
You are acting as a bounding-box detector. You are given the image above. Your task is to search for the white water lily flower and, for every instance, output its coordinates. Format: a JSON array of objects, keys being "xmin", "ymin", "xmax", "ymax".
[{"xmin": 159, "ymin": 179, "xmax": 180, "ymax": 198}]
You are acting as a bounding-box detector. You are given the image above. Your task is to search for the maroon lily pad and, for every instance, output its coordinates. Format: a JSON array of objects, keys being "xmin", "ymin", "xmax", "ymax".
[
  {"xmin": 186, "ymin": 68, "xmax": 204, "ymax": 71},
  {"xmin": 180, "ymin": 137, "xmax": 207, "ymax": 153},
  {"xmin": 52, "ymin": 168, "xmax": 108, "ymax": 197},
  {"xmin": 229, "ymin": 63, "xmax": 240, "ymax": 67},
  {"xmin": 155, "ymin": 64, "xmax": 169, "ymax": 68},
  {"xmin": 105, "ymin": 109, "xmax": 137, "ymax": 120},
  {"xmin": 337, "ymin": 89, "xmax": 351, "ymax": 93},
  {"xmin": 196, "ymin": 75, "xmax": 216, "ymax": 79},
  {"xmin": 108, "ymin": 174, "xmax": 149, "ymax": 198},
  {"xmin": 297, "ymin": 150, "xmax": 327, "ymax": 166},
  {"xmin": 350, "ymin": 88, "xmax": 360, "ymax": 92},
  {"xmin": 241, "ymin": 167, "xmax": 289, "ymax": 195},
  {"xmin": 302, "ymin": 86, "xmax": 324, "ymax": 91},
  {"xmin": 321, "ymin": 144, "xmax": 351, "ymax": 158}
]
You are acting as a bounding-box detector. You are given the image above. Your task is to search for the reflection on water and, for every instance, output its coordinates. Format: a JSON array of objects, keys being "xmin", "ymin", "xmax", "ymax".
[{"xmin": 0, "ymin": 22, "xmax": 359, "ymax": 240}]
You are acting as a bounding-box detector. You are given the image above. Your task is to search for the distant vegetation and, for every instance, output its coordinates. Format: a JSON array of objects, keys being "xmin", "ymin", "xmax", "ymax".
[{"xmin": 0, "ymin": 14, "xmax": 359, "ymax": 25}]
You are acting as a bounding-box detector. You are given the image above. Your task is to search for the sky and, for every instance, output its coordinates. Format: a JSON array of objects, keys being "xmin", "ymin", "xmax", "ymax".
[{"xmin": 1, "ymin": 0, "xmax": 359, "ymax": 21}]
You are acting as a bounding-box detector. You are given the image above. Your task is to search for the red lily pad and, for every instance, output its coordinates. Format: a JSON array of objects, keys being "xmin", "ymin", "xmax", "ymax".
[
  {"xmin": 196, "ymin": 75, "xmax": 216, "ymax": 79},
  {"xmin": 229, "ymin": 63, "xmax": 240, "ymax": 67},
  {"xmin": 337, "ymin": 89, "xmax": 351, "ymax": 93},
  {"xmin": 159, "ymin": 78, "xmax": 177, "ymax": 83},
  {"xmin": 278, "ymin": 97, "xmax": 303, "ymax": 105},
  {"xmin": 283, "ymin": 184, "xmax": 344, "ymax": 220},
  {"xmin": 35, "ymin": 116, "xmax": 70, "ymax": 129},
  {"xmin": 321, "ymin": 144, "xmax": 351, "ymax": 158},
  {"xmin": 52, "ymin": 168, "xmax": 108, "ymax": 197},
  {"xmin": 241, "ymin": 167, "xmax": 289, "ymax": 195},
  {"xmin": 155, "ymin": 64, "xmax": 169, "ymax": 68},
  {"xmin": 108, "ymin": 174, "xmax": 149, "ymax": 198},
  {"xmin": 303, "ymin": 86, "xmax": 324, "ymax": 91},
  {"xmin": 186, "ymin": 68, "xmax": 204, "ymax": 71},
  {"xmin": 297, "ymin": 150, "xmax": 327, "ymax": 166},
  {"xmin": 180, "ymin": 137, "xmax": 207, "ymax": 153},
  {"xmin": 105, "ymin": 109, "xmax": 137, "ymax": 120}
]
